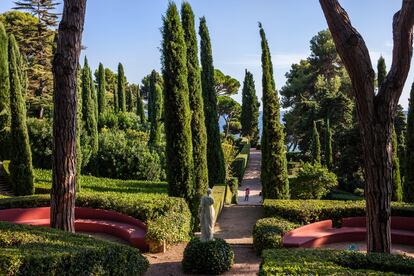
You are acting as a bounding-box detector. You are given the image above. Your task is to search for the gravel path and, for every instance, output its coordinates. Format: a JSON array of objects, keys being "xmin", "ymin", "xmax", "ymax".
[{"xmin": 145, "ymin": 148, "xmax": 263, "ymax": 276}]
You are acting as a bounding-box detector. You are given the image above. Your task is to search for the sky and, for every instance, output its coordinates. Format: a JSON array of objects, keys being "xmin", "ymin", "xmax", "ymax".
[{"xmin": 1, "ymin": 0, "xmax": 413, "ymax": 109}]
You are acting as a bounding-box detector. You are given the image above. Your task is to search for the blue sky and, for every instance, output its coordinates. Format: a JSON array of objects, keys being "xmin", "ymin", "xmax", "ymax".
[{"xmin": 1, "ymin": 0, "xmax": 413, "ymax": 109}]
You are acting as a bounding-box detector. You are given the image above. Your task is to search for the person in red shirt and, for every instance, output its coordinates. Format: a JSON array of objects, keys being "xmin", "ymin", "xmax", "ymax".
[{"xmin": 245, "ymin": 187, "xmax": 250, "ymax": 201}]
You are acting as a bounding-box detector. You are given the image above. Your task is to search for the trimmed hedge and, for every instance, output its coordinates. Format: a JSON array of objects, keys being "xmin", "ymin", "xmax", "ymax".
[
  {"xmin": 0, "ymin": 221, "xmax": 149, "ymax": 276},
  {"xmin": 212, "ymin": 184, "xmax": 227, "ymax": 224},
  {"xmin": 182, "ymin": 238, "xmax": 234, "ymax": 274},
  {"xmin": 231, "ymin": 140, "xmax": 250, "ymax": 182},
  {"xmin": 253, "ymin": 217, "xmax": 299, "ymax": 254},
  {"xmin": 260, "ymin": 248, "xmax": 414, "ymax": 275}
]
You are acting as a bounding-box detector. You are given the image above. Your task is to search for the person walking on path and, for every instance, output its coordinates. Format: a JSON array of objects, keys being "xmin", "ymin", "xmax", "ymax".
[{"xmin": 244, "ymin": 187, "xmax": 250, "ymax": 201}]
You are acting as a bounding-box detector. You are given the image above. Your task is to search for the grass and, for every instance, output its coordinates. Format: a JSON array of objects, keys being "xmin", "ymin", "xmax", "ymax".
[{"xmin": 327, "ymin": 189, "xmax": 364, "ymax": 201}]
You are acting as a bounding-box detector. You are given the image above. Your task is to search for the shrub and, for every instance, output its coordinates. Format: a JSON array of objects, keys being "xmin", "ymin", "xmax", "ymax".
[
  {"xmin": 0, "ymin": 222, "xmax": 149, "ymax": 276},
  {"xmin": 27, "ymin": 118, "xmax": 53, "ymax": 169},
  {"xmin": 231, "ymin": 141, "xmax": 250, "ymax": 181},
  {"xmin": 222, "ymin": 140, "xmax": 238, "ymax": 181},
  {"xmin": 290, "ymin": 162, "xmax": 338, "ymax": 199},
  {"xmin": 98, "ymin": 111, "xmax": 118, "ymax": 129},
  {"xmin": 117, "ymin": 112, "xmax": 141, "ymax": 131},
  {"xmin": 182, "ymin": 238, "xmax": 234, "ymax": 275},
  {"xmin": 212, "ymin": 184, "xmax": 227, "ymax": 223},
  {"xmin": 253, "ymin": 217, "xmax": 299, "ymax": 254},
  {"xmin": 259, "ymin": 248, "xmax": 414, "ymax": 275},
  {"xmin": 227, "ymin": 177, "xmax": 238, "ymax": 204}
]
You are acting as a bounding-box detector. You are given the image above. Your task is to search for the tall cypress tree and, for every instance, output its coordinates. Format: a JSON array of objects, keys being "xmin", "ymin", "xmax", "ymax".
[
  {"xmin": 199, "ymin": 16, "xmax": 225, "ymax": 186},
  {"xmin": 148, "ymin": 71, "xmax": 163, "ymax": 148},
  {"xmin": 117, "ymin": 63, "xmax": 126, "ymax": 112},
  {"xmin": 392, "ymin": 127, "xmax": 403, "ymax": 201},
  {"xmin": 0, "ymin": 22, "xmax": 10, "ymax": 161},
  {"xmin": 136, "ymin": 86, "xmax": 146, "ymax": 124},
  {"xmin": 241, "ymin": 69, "xmax": 259, "ymax": 145},
  {"xmin": 325, "ymin": 118, "xmax": 333, "ymax": 169},
  {"xmin": 81, "ymin": 57, "xmax": 98, "ymax": 155},
  {"xmin": 405, "ymin": 81, "xmax": 414, "ymax": 202},
  {"xmin": 259, "ymin": 23, "xmax": 289, "ymax": 199},
  {"xmin": 182, "ymin": 2, "xmax": 209, "ymax": 207},
  {"xmin": 377, "ymin": 56, "xmax": 387, "ymax": 89},
  {"xmin": 126, "ymin": 86, "xmax": 133, "ymax": 112},
  {"xmin": 97, "ymin": 62, "xmax": 106, "ymax": 115},
  {"xmin": 312, "ymin": 121, "xmax": 321, "ymax": 164},
  {"xmin": 8, "ymin": 34, "xmax": 34, "ymax": 195},
  {"xmin": 162, "ymin": 2, "xmax": 194, "ymax": 201}
]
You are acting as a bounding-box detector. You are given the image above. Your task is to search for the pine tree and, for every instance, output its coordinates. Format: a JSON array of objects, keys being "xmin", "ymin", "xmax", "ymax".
[
  {"xmin": 405, "ymin": 81, "xmax": 414, "ymax": 202},
  {"xmin": 148, "ymin": 70, "xmax": 163, "ymax": 147},
  {"xmin": 392, "ymin": 127, "xmax": 403, "ymax": 201},
  {"xmin": 136, "ymin": 86, "xmax": 146, "ymax": 123},
  {"xmin": 181, "ymin": 2, "xmax": 209, "ymax": 208},
  {"xmin": 241, "ymin": 69, "xmax": 259, "ymax": 145},
  {"xmin": 117, "ymin": 63, "xmax": 126, "ymax": 112},
  {"xmin": 199, "ymin": 16, "xmax": 225, "ymax": 186},
  {"xmin": 259, "ymin": 23, "xmax": 289, "ymax": 199},
  {"xmin": 81, "ymin": 57, "xmax": 98, "ymax": 155},
  {"xmin": 325, "ymin": 118, "xmax": 333, "ymax": 169},
  {"xmin": 377, "ymin": 56, "xmax": 387, "ymax": 89},
  {"xmin": 96, "ymin": 62, "xmax": 106, "ymax": 115},
  {"xmin": 0, "ymin": 22, "xmax": 10, "ymax": 161},
  {"xmin": 162, "ymin": 2, "xmax": 194, "ymax": 201},
  {"xmin": 8, "ymin": 34, "xmax": 34, "ymax": 195}
]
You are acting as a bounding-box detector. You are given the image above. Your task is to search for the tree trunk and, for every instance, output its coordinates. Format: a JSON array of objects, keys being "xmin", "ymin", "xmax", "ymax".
[
  {"xmin": 319, "ymin": 0, "xmax": 414, "ymax": 253},
  {"xmin": 51, "ymin": 0, "xmax": 87, "ymax": 232}
]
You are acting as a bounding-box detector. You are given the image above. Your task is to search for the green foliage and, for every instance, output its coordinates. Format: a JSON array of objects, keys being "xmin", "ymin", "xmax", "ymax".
[
  {"xmin": 405, "ymin": 81, "xmax": 414, "ymax": 202},
  {"xmin": 240, "ymin": 70, "xmax": 260, "ymax": 145},
  {"xmin": 253, "ymin": 217, "xmax": 299, "ymax": 254},
  {"xmin": 214, "ymin": 69, "xmax": 240, "ymax": 96},
  {"xmin": 211, "ymin": 184, "xmax": 227, "ymax": 223},
  {"xmin": 136, "ymin": 86, "xmax": 146, "ymax": 124},
  {"xmin": 325, "ymin": 118, "xmax": 333, "ymax": 169},
  {"xmin": 221, "ymin": 140, "xmax": 238, "ymax": 182},
  {"xmin": 181, "ymin": 2, "xmax": 209, "ymax": 217},
  {"xmin": 117, "ymin": 63, "xmax": 126, "ymax": 112},
  {"xmin": 231, "ymin": 141, "xmax": 250, "ymax": 181},
  {"xmin": 148, "ymin": 70, "xmax": 163, "ymax": 148},
  {"xmin": 227, "ymin": 177, "xmax": 238, "ymax": 204},
  {"xmin": 259, "ymin": 23, "xmax": 289, "ymax": 199},
  {"xmin": 162, "ymin": 3, "xmax": 194, "ymax": 201},
  {"xmin": 0, "ymin": 22, "xmax": 10, "ymax": 161},
  {"xmin": 260, "ymin": 248, "xmax": 414, "ymax": 275},
  {"xmin": 0, "ymin": 222, "xmax": 149, "ymax": 276},
  {"xmin": 182, "ymin": 238, "xmax": 234, "ymax": 274},
  {"xmin": 217, "ymin": 95, "xmax": 241, "ymax": 138},
  {"xmin": 290, "ymin": 162, "xmax": 337, "ymax": 199},
  {"xmin": 377, "ymin": 56, "xmax": 387, "ymax": 88},
  {"xmin": 263, "ymin": 199, "xmax": 414, "ymax": 224},
  {"xmin": 392, "ymin": 127, "xmax": 403, "ymax": 202},
  {"xmin": 199, "ymin": 16, "xmax": 226, "ymax": 186},
  {"xmin": 8, "ymin": 34, "xmax": 33, "ymax": 196},
  {"xmin": 97, "ymin": 62, "xmax": 106, "ymax": 115},
  {"xmin": 311, "ymin": 121, "xmax": 321, "ymax": 164},
  {"xmin": 27, "ymin": 117, "xmax": 52, "ymax": 169}
]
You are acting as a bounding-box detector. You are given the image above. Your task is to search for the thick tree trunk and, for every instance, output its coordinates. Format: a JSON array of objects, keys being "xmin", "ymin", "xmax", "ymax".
[
  {"xmin": 319, "ymin": 0, "xmax": 414, "ymax": 253},
  {"xmin": 51, "ymin": 0, "xmax": 87, "ymax": 232}
]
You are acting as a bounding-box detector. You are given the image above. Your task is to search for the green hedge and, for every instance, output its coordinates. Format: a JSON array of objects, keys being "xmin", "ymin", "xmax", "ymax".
[
  {"xmin": 263, "ymin": 199, "xmax": 414, "ymax": 224},
  {"xmin": 212, "ymin": 184, "xmax": 227, "ymax": 224},
  {"xmin": 0, "ymin": 222, "xmax": 149, "ymax": 276},
  {"xmin": 231, "ymin": 141, "xmax": 250, "ymax": 182},
  {"xmin": 260, "ymin": 248, "xmax": 414, "ymax": 275}
]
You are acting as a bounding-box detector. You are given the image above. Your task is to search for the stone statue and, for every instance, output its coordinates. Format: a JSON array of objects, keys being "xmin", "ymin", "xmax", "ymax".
[{"xmin": 199, "ymin": 188, "xmax": 215, "ymax": 241}]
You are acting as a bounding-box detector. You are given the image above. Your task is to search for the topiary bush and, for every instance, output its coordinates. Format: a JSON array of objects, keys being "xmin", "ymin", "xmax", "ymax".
[
  {"xmin": 182, "ymin": 238, "xmax": 234, "ymax": 275},
  {"xmin": 0, "ymin": 221, "xmax": 149, "ymax": 276},
  {"xmin": 231, "ymin": 141, "xmax": 250, "ymax": 181}
]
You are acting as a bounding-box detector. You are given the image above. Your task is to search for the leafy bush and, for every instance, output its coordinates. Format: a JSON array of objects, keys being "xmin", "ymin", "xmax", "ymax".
[
  {"xmin": 290, "ymin": 162, "xmax": 338, "ymax": 199},
  {"xmin": 231, "ymin": 141, "xmax": 250, "ymax": 181},
  {"xmin": 227, "ymin": 177, "xmax": 238, "ymax": 204},
  {"xmin": 98, "ymin": 111, "xmax": 119, "ymax": 129},
  {"xmin": 27, "ymin": 118, "xmax": 53, "ymax": 169},
  {"xmin": 253, "ymin": 217, "xmax": 299, "ymax": 254},
  {"xmin": 260, "ymin": 248, "xmax": 414, "ymax": 275},
  {"xmin": 212, "ymin": 184, "xmax": 227, "ymax": 223},
  {"xmin": 117, "ymin": 112, "xmax": 141, "ymax": 131},
  {"xmin": 263, "ymin": 199, "xmax": 414, "ymax": 224},
  {"xmin": 222, "ymin": 140, "xmax": 238, "ymax": 181},
  {"xmin": 182, "ymin": 238, "xmax": 234, "ymax": 275},
  {"xmin": 0, "ymin": 222, "xmax": 149, "ymax": 276}
]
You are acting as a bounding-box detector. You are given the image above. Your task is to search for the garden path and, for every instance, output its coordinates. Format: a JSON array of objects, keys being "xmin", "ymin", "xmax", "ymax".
[{"xmin": 145, "ymin": 148, "xmax": 263, "ymax": 275}]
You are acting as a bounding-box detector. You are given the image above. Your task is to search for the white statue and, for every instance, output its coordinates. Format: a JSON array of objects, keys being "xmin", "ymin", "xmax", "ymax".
[{"xmin": 198, "ymin": 188, "xmax": 215, "ymax": 241}]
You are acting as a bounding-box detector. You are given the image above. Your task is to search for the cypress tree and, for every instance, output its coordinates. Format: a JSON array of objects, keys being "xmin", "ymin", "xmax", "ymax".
[
  {"xmin": 8, "ymin": 34, "xmax": 34, "ymax": 195},
  {"xmin": 312, "ymin": 121, "xmax": 321, "ymax": 164},
  {"xmin": 117, "ymin": 63, "xmax": 126, "ymax": 112},
  {"xmin": 136, "ymin": 86, "xmax": 146, "ymax": 124},
  {"xmin": 126, "ymin": 86, "xmax": 133, "ymax": 112},
  {"xmin": 392, "ymin": 127, "xmax": 403, "ymax": 201},
  {"xmin": 161, "ymin": 2, "xmax": 194, "ymax": 201},
  {"xmin": 199, "ymin": 16, "xmax": 225, "ymax": 186},
  {"xmin": 259, "ymin": 23, "xmax": 289, "ymax": 199},
  {"xmin": 182, "ymin": 2, "xmax": 209, "ymax": 207},
  {"xmin": 405, "ymin": 81, "xmax": 414, "ymax": 202},
  {"xmin": 113, "ymin": 80, "xmax": 118, "ymax": 113},
  {"xmin": 81, "ymin": 57, "xmax": 98, "ymax": 155},
  {"xmin": 325, "ymin": 118, "xmax": 333, "ymax": 169},
  {"xmin": 97, "ymin": 62, "xmax": 106, "ymax": 115},
  {"xmin": 241, "ymin": 69, "xmax": 259, "ymax": 145},
  {"xmin": 148, "ymin": 71, "xmax": 163, "ymax": 148},
  {"xmin": 377, "ymin": 56, "xmax": 387, "ymax": 89},
  {"xmin": 0, "ymin": 22, "xmax": 10, "ymax": 161}
]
